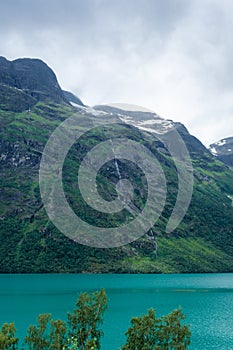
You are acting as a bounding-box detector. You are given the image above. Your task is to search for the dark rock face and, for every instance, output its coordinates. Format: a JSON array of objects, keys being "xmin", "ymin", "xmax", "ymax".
[
  {"xmin": 0, "ymin": 56, "xmax": 67, "ymax": 111},
  {"xmin": 218, "ymin": 153, "xmax": 233, "ymax": 166},
  {"xmin": 62, "ymin": 90, "xmax": 84, "ymax": 106},
  {"xmin": 0, "ymin": 84, "xmax": 37, "ymax": 112},
  {"xmin": 0, "ymin": 56, "xmax": 15, "ymax": 86}
]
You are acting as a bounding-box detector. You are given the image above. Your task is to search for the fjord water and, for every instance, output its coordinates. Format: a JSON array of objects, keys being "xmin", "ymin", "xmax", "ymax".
[{"xmin": 0, "ymin": 274, "xmax": 232, "ymax": 349}]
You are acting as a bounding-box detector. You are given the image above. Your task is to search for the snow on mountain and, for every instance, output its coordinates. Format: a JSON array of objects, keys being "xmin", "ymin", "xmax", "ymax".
[
  {"xmin": 209, "ymin": 137, "xmax": 233, "ymax": 166},
  {"xmin": 92, "ymin": 104, "xmax": 175, "ymax": 135}
]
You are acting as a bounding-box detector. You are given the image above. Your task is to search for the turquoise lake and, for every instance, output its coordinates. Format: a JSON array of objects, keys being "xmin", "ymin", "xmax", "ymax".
[{"xmin": 0, "ymin": 273, "xmax": 232, "ymax": 349}]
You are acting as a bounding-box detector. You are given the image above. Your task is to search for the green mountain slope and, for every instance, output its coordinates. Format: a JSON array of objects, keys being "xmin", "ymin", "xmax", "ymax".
[{"xmin": 0, "ymin": 57, "xmax": 233, "ymax": 273}]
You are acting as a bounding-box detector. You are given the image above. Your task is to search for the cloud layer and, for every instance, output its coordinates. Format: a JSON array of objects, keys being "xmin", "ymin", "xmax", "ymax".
[{"xmin": 1, "ymin": 0, "xmax": 233, "ymax": 145}]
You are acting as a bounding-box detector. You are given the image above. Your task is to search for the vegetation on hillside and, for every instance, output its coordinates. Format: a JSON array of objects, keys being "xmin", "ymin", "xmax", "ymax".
[
  {"xmin": 0, "ymin": 99, "xmax": 233, "ymax": 273},
  {"xmin": 0, "ymin": 57, "xmax": 233, "ymax": 273}
]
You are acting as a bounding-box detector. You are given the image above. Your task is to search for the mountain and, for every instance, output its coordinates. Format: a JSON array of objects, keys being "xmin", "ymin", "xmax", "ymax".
[
  {"xmin": 209, "ymin": 137, "xmax": 233, "ymax": 166},
  {"xmin": 62, "ymin": 90, "xmax": 85, "ymax": 106},
  {"xmin": 0, "ymin": 56, "xmax": 68, "ymax": 111},
  {"xmin": 0, "ymin": 57, "xmax": 233, "ymax": 273}
]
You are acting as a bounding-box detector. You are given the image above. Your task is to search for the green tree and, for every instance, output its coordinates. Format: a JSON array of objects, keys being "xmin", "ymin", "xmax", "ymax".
[
  {"xmin": 0, "ymin": 289, "xmax": 191, "ymax": 349},
  {"xmin": 23, "ymin": 289, "xmax": 107, "ymax": 350},
  {"xmin": 67, "ymin": 288, "xmax": 107, "ymax": 350},
  {"xmin": 121, "ymin": 308, "xmax": 191, "ymax": 350},
  {"xmin": 49, "ymin": 319, "xmax": 67, "ymax": 350},
  {"xmin": 0, "ymin": 323, "xmax": 18, "ymax": 350},
  {"xmin": 24, "ymin": 313, "xmax": 51, "ymax": 350},
  {"xmin": 24, "ymin": 315, "xmax": 67, "ymax": 350}
]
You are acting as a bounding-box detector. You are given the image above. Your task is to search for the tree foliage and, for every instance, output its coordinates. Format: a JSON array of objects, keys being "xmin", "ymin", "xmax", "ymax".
[
  {"xmin": 121, "ymin": 308, "xmax": 191, "ymax": 350},
  {"xmin": 0, "ymin": 289, "xmax": 191, "ymax": 349},
  {"xmin": 67, "ymin": 288, "xmax": 107, "ymax": 350},
  {"xmin": 0, "ymin": 323, "xmax": 18, "ymax": 350},
  {"xmin": 24, "ymin": 314, "xmax": 67, "ymax": 350}
]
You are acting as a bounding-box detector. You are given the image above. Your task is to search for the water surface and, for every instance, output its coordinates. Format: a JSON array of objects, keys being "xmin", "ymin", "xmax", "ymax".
[{"xmin": 0, "ymin": 273, "xmax": 232, "ymax": 349}]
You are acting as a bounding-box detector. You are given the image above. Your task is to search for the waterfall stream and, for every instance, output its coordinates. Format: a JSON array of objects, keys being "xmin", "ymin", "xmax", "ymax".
[
  {"xmin": 109, "ymin": 138, "xmax": 157, "ymax": 252},
  {"xmin": 114, "ymin": 158, "xmax": 121, "ymax": 180}
]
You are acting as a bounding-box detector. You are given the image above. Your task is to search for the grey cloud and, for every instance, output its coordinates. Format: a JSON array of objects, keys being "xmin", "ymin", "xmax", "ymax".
[
  {"xmin": 0, "ymin": 0, "xmax": 190, "ymax": 46},
  {"xmin": 0, "ymin": 0, "xmax": 233, "ymax": 145}
]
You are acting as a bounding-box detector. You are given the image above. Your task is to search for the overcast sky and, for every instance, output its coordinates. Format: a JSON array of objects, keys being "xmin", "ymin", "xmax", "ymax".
[{"xmin": 1, "ymin": 0, "xmax": 233, "ymax": 146}]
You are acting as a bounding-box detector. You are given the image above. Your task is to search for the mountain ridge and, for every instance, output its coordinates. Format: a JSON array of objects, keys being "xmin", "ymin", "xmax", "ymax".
[
  {"xmin": 0, "ymin": 56, "xmax": 84, "ymax": 111},
  {"xmin": 209, "ymin": 137, "xmax": 233, "ymax": 166},
  {"xmin": 0, "ymin": 57, "xmax": 233, "ymax": 273}
]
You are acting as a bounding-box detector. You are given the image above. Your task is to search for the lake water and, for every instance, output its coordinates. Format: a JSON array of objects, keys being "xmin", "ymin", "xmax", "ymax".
[{"xmin": 0, "ymin": 273, "xmax": 232, "ymax": 349}]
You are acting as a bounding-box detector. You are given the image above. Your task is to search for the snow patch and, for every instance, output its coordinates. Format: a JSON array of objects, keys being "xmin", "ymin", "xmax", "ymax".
[
  {"xmin": 84, "ymin": 107, "xmax": 108, "ymax": 116},
  {"xmin": 70, "ymin": 103, "xmax": 108, "ymax": 116},
  {"xmin": 216, "ymin": 139, "xmax": 226, "ymax": 146},
  {"xmin": 71, "ymin": 102, "xmax": 174, "ymax": 135},
  {"xmin": 14, "ymin": 86, "xmax": 23, "ymax": 92},
  {"xmin": 119, "ymin": 116, "xmax": 173, "ymax": 134},
  {"xmin": 70, "ymin": 101, "xmax": 82, "ymax": 108},
  {"xmin": 210, "ymin": 147, "xmax": 218, "ymax": 155}
]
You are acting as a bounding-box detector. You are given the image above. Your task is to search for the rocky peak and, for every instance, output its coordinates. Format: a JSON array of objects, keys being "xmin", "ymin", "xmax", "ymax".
[
  {"xmin": 209, "ymin": 137, "xmax": 233, "ymax": 166},
  {"xmin": 0, "ymin": 56, "xmax": 67, "ymax": 111}
]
